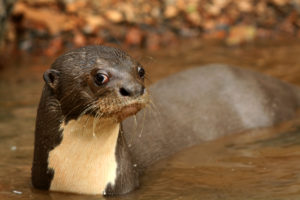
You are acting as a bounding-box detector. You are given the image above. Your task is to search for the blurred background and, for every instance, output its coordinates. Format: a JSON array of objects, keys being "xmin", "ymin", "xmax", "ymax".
[
  {"xmin": 1, "ymin": 0, "xmax": 300, "ymax": 78},
  {"xmin": 1, "ymin": 0, "xmax": 300, "ymax": 81},
  {"xmin": 1, "ymin": 0, "xmax": 300, "ymax": 53},
  {"xmin": 2, "ymin": 1, "xmax": 300, "ymax": 200}
]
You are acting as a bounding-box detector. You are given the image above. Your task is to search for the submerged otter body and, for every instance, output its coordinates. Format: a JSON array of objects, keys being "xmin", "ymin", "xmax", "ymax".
[
  {"xmin": 123, "ymin": 65, "xmax": 300, "ymax": 169},
  {"xmin": 32, "ymin": 46, "xmax": 300, "ymax": 196}
]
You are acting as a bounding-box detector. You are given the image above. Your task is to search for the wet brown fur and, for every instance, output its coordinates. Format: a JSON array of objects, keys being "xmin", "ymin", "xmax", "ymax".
[
  {"xmin": 32, "ymin": 45, "xmax": 300, "ymax": 196},
  {"xmin": 32, "ymin": 45, "xmax": 147, "ymax": 195}
]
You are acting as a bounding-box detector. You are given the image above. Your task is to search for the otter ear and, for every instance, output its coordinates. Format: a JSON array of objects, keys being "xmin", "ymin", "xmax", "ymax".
[{"xmin": 43, "ymin": 69, "xmax": 60, "ymax": 89}]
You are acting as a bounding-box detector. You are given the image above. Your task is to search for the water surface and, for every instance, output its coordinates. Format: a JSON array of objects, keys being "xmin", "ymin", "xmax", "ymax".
[{"xmin": 1, "ymin": 40, "xmax": 300, "ymax": 199}]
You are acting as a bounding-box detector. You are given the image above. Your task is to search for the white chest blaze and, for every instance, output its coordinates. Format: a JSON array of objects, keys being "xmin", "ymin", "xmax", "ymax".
[{"xmin": 48, "ymin": 116, "xmax": 120, "ymax": 195}]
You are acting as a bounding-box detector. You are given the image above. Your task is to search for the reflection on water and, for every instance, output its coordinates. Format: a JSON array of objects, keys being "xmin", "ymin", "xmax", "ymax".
[
  {"xmin": 1, "ymin": 40, "xmax": 300, "ymax": 200},
  {"xmin": 133, "ymin": 119, "xmax": 300, "ymax": 200}
]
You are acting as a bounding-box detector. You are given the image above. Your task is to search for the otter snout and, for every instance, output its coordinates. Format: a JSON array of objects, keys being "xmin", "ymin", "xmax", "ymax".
[{"xmin": 119, "ymin": 85, "xmax": 145, "ymax": 98}]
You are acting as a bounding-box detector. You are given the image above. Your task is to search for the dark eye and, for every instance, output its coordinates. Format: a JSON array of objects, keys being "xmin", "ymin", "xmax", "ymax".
[
  {"xmin": 95, "ymin": 73, "xmax": 109, "ymax": 86},
  {"xmin": 138, "ymin": 67, "xmax": 145, "ymax": 79}
]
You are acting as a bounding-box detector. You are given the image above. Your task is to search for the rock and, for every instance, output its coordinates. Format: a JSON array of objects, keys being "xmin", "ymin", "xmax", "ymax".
[
  {"xmin": 186, "ymin": 12, "xmax": 202, "ymax": 26},
  {"xmin": 13, "ymin": 2, "xmax": 75, "ymax": 35},
  {"xmin": 204, "ymin": 29, "xmax": 227, "ymax": 40},
  {"xmin": 160, "ymin": 30, "xmax": 178, "ymax": 46},
  {"xmin": 203, "ymin": 20, "xmax": 216, "ymax": 31},
  {"xmin": 83, "ymin": 14, "xmax": 106, "ymax": 34},
  {"xmin": 120, "ymin": 4, "xmax": 135, "ymax": 23},
  {"xmin": 207, "ymin": 0, "xmax": 230, "ymax": 15},
  {"xmin": 164, "ymin": 5, "xmax": 178, "ymax": 18},
  {"xmin": 0, "ymin": 0, "xmax": 16, "ymax": 47},
  {"xmin": 256, "ymin": 2, "xmax": 267, "ymax": 14},
  {"xmin": 4, "ymin": 0, "xmax": 300, "ymax": 52},
  {"xmin": 226, "ymin": 25, "xmax": 257, "ymax": 46},
  {"xmin": 237, "ymin": 0, "xmax": 253, "ymax": 12},
  {"xmin": 65, "ymin": 0, "xmax": 87, "ymax": 13},
  {"xmin": 175, "ymin": 0, "xmax": 186, "ymax": 11},
  {"xmin": 125, "ymin": 27, "xmax": 144, "ymax": 47},
  {"xmin": 105, "ymin": 10, "xmax": 123, "ymax": 23},
  {"xmin": 257, "ymin": 28, "xmax": 272, "ymax": 38},
  {"xmin": 272, "ymin": 0, "xmax": 289, "ymax": 6},
  {"xmin": 73, "ymin": 31, "xmax": 86, "ymax": 47},
  {"xmin": 44, "ymin": 36, "xmax": 63, "ymax": 56},
  {"xmin": 151, "ymin": 7, "xmax": 161, "ymax": 19},
  {"xmin": 178, "ymin": 26, "xmax": 199, "ymax": 37},
  {"xmin": 146, "ymin": 32, "xmax": 160, "ymax": 51}
]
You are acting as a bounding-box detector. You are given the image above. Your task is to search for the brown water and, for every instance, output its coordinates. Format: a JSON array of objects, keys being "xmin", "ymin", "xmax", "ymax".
[{"xmin": 1, "ymin": 40, "xmax": 300, "ymax": 200}]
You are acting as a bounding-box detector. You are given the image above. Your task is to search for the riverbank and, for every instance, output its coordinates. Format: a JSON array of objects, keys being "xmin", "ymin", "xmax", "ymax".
[{"xmin": 1, "ymin": 0, "xmax": 300, "ymax": 56}]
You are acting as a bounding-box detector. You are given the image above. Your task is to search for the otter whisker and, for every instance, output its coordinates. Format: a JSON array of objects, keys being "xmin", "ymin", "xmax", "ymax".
[
  {"xmin": 59, "ymin": 86, "xmax": 78, "ymax": 103},
  {"xmin": 91, "ymin": 104, "xmax": 106, "ymax": 137},
  {"xmin": 92, "ymin": 114, "xmax": 97, "ymax": 137},
  {"xmin": 130, "ymin": 115, "xmax": 139, "ymax": 144},
  {"xmin": 139, "ymin": 107, "xmax": 148, "ymax": 138},
  {"xmin": 63, "ymin": 101, "xmax": 95, "ymax": 120},
  {"xmin": 142, "ymin": 96, "xmax": 162, "ymax": 129},
  {"xmin": 148, "ymin": 97, "xmax": 161, "ymax": 117},
  {"xmin": 78, "ymin": 103, "xmax": 98, "ymax": 118}
]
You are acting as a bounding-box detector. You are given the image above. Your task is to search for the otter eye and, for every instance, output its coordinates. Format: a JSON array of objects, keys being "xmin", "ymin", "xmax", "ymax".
[
  {"xmin": 95, "ymin": 73, "xmax": 109, "ymax": 86},
  {"xmin": 138, "ymin": 67, "xmax": 145, "ymax": 79}
]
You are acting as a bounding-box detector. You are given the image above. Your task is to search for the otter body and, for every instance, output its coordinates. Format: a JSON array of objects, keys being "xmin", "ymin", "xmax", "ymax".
[
  {"xmin": 123, "ymin": 65, "xmax": 300, "ymax": 168},
  {"xmin": 32, "ymin": 46, "xmax": 300, "ymax": 196},
  {"xmin": 32, "ymin": 46, "xmax": 145, "ymax": 195}
]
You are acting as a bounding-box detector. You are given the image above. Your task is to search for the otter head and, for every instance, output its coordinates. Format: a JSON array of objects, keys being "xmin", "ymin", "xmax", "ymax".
[{"xmin": 43, "ymin": 45, "xmax": 148, "ymax": 123}]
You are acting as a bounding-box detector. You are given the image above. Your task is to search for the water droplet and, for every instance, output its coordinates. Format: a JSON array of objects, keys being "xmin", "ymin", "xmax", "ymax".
[
  {"xmin": 12, "ymin": 190, "xmax": 22, "ymax": 195},
  {"xmin": 10, "ymin": 146, "xmax": 17, "ymax": 151}
]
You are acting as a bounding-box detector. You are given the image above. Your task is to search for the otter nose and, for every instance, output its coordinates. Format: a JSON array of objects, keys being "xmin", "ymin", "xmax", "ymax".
[{"xmin": 119, "ymin": 85, "xmax": 144, "ymax": 97}]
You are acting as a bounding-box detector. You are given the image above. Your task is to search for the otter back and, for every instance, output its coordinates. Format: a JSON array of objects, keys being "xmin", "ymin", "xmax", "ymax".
[{"xmin": 123, "ymin": 64, "xmax": 300, "ymax": 169}]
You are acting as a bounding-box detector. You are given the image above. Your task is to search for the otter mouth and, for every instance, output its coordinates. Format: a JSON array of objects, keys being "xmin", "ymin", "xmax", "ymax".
[
  {"xmin": 117, "ymin": 103, "xmax": 144, "ymax": 121},
  {"xmin": 95, "ymin": 93, "xmax": 149, "ymax": 121}
]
